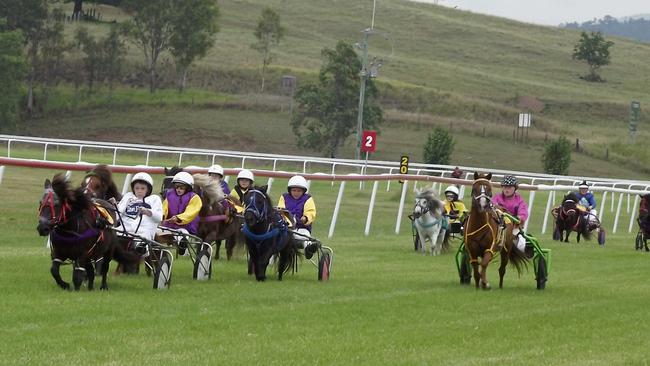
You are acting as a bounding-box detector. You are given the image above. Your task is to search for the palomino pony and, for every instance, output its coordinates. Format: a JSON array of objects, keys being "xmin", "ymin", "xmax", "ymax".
[
  {"xmin": 413, "ymin": 188, "xmax": 449, "ymax": 256},
  {"xmin": 463, "ymin": 172, "xmax": 527, "ymax": 290},
  {"xmin": 553, "ymin": 192, "xmax": 592, "ymax": 243},
  {"xmin": 83, "ymin": 164, "xmax": 122, "ymax": 202},
  {"xmin": 37, "ymin": 174, "xmax": 137, "ymax": 290},
  {"xmin": 242, "ymin": 186, "xmax": 297, "ymax": 281}
]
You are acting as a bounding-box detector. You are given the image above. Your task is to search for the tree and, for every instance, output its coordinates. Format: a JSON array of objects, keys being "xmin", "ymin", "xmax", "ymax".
[
  {"xmin": 423, "ymin": 127, "xmax": 454, "ymax": 165},
  {"xmin": 124, "ymin": 0, "xmax": 175, "ymax": 93},
  {"xmin": 169, "ymin": 0, "xmax": 219, "ymax": 92},
  {"xmin": 291, "ymin": 41, "xmax": 382, "ymax": 158},
  {"xmin": 572, "ymin": 31, "xmax": 614, "ymax": 82},
  {"xmin": 100, "ymin": 24, "xmax": 127, "ymax": 96},
  {"xmin": 0, "ymin": 23, "xmax": 26, "ymax": 132},
  {"xmin": 0, "ymin": 0, "xmax": 48, "ymax": 114},
  {"xmin": 74, "ymin": 27, "xmax": 101, "ymax": 93},
  {"xmin": 251, "ymin": 7, "xmax": 286, "ymax": 93},
  {"xmin": 542, "ymin": 136, "xmax": 571, "ymax": 175}
]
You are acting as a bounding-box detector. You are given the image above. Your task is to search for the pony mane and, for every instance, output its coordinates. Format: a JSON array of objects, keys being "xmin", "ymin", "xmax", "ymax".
[
  {"xmin": 193, "ymin": 173, "xmax": 225, "ymax": 205},
  {"xmin": 87, "ymin": 164, "xmax": 121, "ymax": 200},
  {"xmin": 165, "ymin": 166, "xmax": 184, "ymax": 177},
  {"xmin": 416, "ymin": 188, "xmax": 444, "ymax": 212},
  {"xmin": 564, "ymin": 192, "xmax": 579, "ymax": 203},
  {"xmin": 252, "ymin": 185, "xmax": 273, "ymax": 210},
  {"xmin": 51, "ymin": 173, "xmax": 71, "ymax": 201},
  {"xmin": 52, "ymin": 173, "xmax": 91, "ymax": 209}
]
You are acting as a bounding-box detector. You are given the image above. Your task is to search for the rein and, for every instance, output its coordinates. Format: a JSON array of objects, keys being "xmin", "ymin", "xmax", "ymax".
[{"xmin": 39, "ymin": 190, "xmax": 72, "ymax": 226}]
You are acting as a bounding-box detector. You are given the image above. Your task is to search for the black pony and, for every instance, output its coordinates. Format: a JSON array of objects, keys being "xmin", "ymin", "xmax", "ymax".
[
  {"xmin": 37, "ymin": 173, "xmax": 137, "ymax": 290},
  {"xmin": 242, "ymin": 186, "xmax": 297, "ymax": 281},
  {"xmin": 554, "ymin": 192, "xmax": 592, "ymax": 243}
]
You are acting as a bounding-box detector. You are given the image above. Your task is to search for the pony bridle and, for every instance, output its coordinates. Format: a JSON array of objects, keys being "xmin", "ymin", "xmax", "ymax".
[
  {"xmin": 83, "ymin": 176, "xmax": 97, "ymax": 198},
  {"xmin": 472, "ymin": 179, "xmax": 492, "ymax": 209},
  {"xmin": 561, "ymin": 199, "xmax": 577, "ymax": 217},
  {"xmin": 414, "ymin": 199, "xmax": 430, "ymax": 217},
  {"xmin": 39, "ymin": 189, "xmax": 70, "ymax": 227},
  {"xmin": 244, "ymin": 190, "xmax": 268, "ymax": 223}
]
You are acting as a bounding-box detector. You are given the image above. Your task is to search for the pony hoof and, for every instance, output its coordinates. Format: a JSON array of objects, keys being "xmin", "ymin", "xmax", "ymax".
[{"xmin": 60, "ymin": 283, "xmax": 70, "ymax": 290}]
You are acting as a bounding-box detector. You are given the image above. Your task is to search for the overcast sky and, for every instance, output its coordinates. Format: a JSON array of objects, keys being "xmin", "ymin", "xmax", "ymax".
[{"xmin": 411, "ymin": 0, "xmax": 650, "ymax": 26}]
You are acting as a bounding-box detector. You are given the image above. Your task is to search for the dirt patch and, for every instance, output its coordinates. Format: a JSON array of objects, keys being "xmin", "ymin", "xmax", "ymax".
[{"xmin": 517, "ymin": 96, "xmax": 545, "ymax": 113}]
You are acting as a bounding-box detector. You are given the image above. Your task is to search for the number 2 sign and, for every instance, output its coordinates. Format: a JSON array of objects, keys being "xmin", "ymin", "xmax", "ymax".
[{"xmin": 361, "ymin": 130, "xmax": 377, "ymax": 153}]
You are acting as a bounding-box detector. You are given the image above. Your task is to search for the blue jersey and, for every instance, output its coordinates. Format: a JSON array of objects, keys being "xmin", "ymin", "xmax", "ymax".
[{"xmin": 575, "ymin": 191, "xmax": 596, "ymax": 209}]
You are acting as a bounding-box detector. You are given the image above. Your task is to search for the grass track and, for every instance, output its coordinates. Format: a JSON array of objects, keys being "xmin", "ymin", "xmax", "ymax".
[{"xmin": 2, "ymin": 166, "xmax": 650, "ymax": 365}]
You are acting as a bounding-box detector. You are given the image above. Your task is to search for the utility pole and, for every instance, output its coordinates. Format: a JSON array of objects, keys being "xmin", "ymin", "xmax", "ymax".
[{"xmin": 355, "ymin": 0, "xmax": 377, "ymax": 161}]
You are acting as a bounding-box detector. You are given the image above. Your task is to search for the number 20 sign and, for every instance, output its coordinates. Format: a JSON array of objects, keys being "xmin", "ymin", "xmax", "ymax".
[{"xmin": 361, "ymin": 130, "xmax": 377, "ymax": 153}]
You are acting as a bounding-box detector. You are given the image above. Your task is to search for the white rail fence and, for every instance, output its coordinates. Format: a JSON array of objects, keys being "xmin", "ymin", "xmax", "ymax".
[{"xmin": 2, "ymin": 135, "xmax": 650, "ymax": 238}]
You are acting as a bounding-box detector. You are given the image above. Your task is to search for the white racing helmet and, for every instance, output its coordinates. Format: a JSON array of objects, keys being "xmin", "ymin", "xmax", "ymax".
[
  {"xmin": 172, "ymin": 171, "xmax": 194, "ymax": 190},
  {"xmin": 444, "ymin": 185, "xmax": 459, "ymax": 197},
  {"xmin": 237, "ymin": 169, "xmax": 254, "ymax": 183},
  {"xmin": 208, "ymin": 164, "xmax": 224, "ymax": 176},
  {"xmin": 287, "ymin": 175, "xmax": 308, "ymax": 192},
  {"xmin": 578, "ymin": 180, "xmax": 589, "ymax": 189},
  {"xmin": 131, "ymin": 172, "xmax": 154, "ymax": 195}
]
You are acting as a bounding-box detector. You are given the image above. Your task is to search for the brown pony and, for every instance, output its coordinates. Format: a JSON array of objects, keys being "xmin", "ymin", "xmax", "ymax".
[
  {"xmin": 463, "ymin": 172, "xmax": 527, "ymax": 290},
  {"xmin": 552, "ymin": 192, "xmax": 592, "ymax": 243},
  {"xmin": 193, "ymin": 173, "xmax": 242, "ymax": 259},
  {"xmin": 83, "ymin": 164, "xmax": 122, "ymax": 202}
]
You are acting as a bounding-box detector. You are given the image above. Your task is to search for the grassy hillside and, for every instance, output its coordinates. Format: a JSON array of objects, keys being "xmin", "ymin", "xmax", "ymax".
[{"xmin": 21, "ymin": 0, "xmax": 650, "ymax": 176}]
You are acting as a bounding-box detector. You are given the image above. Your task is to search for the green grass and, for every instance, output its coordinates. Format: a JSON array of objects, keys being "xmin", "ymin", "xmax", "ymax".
[{"xmin": 2, "ymin": 165, "xmax": 650, "ymax": 364}]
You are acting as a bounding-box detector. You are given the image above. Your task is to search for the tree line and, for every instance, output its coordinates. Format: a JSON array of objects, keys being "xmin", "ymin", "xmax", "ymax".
[{"xmin": 562, "ymin": 15, "xmax": 650, "ymax": 43}]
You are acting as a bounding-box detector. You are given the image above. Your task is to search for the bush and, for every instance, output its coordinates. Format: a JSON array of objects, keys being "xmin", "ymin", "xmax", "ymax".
[
  {"xmin": 542, "ymin": 136, "xmax": 571, "ymax": 175},
  {"xmin": 423, "ymin": 127, "xmax": 454, "ymax": 165}
]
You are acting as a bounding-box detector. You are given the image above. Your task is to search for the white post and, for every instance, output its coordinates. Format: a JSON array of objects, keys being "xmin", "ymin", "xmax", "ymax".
[
  {"xmin": 395, "ymin": 181, "xmax": 408, "ymax": 234},
  {"xmin": 266, "ymin": 177, "xmax": 274, "ymax": 195},
  {"xmin": 0, "ymin": 166, "xmax": 4, "ymax": 186},
  {"xmin": 599, "ymin": 192, "xmax": 607, "ymax": 221},
  {"xmin": 629, "ymin": 194, "xmax": 640, "ymax": 233},
  {"xmin": 524, "ymin": 190, "xmax": 535, "ymax": 232},
  {"xmin": 541, "ymin": 190, "xmax": 554, "ymax": 234},
  {"xmin": 365, "ymin": 181, "xmax": 379, "ymax": 236},
  {"xmin": 328, "ymin": 181, "xmax": 346, "ymax": 239},
  {"xmin": 65, "ymin": 171, "xmax": 72, "ymax": 181},
  {"xmin": 224, "ymin": 175, "xmax": 230, "ymax": 185},
  {"xmin": 610, "ymin": 186, "xmax": 615, "ymax": 212},
  {"xmin": 122, "ymin": 173, "xmax": 132, "ymax": 195},
  {"xmin": 613, "ymin": 192, "xmax": 624, "ymax": 233}
]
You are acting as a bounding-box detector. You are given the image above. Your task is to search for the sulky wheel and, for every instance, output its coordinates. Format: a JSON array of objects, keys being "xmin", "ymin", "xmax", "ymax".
[
  {"xmin": 193, "ymin": 249, "xmax": 212, "ymax": 281},
  {"xmin": 597, "ymin": 228, "xmax": 606, "ymax": 246},
  {"xmin": 153, "ymin": 253, "xmax": 172, "ymax": 290},
  {"xmin": 318, "ymin": 252, "xmax": 331, "ymax": 281},
  {"xmin": 536, "ymin": 256, "xmax": 547, "ymax": 290}
]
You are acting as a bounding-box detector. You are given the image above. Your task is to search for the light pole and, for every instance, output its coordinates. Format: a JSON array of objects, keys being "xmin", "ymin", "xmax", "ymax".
[{"xmin": 355, "ymin": 0, "xmax": 378, "ymax": 162}]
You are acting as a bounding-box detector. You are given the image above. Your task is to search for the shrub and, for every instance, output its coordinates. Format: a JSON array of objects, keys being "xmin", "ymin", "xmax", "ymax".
[
  {"xmin": 423, "ymin": 127, "xmax": 454, "ymax": 165},
  {"xmin": 542, "ymin": 136, "xmax": 571, "ymax": 175}
]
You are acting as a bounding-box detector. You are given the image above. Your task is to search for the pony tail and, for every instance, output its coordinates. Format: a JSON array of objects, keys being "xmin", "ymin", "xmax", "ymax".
[{"xmin": 508, "ymin": 246, "xmax": 529, "ymax": 276}]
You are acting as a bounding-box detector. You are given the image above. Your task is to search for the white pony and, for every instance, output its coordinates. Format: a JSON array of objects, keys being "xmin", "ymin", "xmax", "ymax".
[{"xmin": 413, "ymin": 188, "xmax": 449, "ymax": 256}]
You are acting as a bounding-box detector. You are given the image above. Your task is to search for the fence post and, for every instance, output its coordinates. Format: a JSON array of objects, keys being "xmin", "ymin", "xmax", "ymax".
[
  {"xmin": 0, "ymin": 166, "xmax": 4, "ymax": 186},
  {"xmin": 613, "ymin": 192, "xmax": 624, "ymax": 233},
  {"xmin": 599, "ymin": 192, "xmax": 607, "ymax": 222},
  {"xmin": 524, "ymin": 190, "xmax": 535, "ymax": 232},
  {"xmin": 122, "ymin": 174, "xmax": 132, "ymax": 195},
  {"xmin": 629, "ymin": 193, "xmax": 641, "ymax": 233},
  {"xmin": 328, "ymin": 181, "xmax": 346, "ymax": 239},
  {"xmin": 266, "ymin": 177, "xmax": 274, "ymax": 195},
  {"xmin": 541, "ymin": 190, "xmax": 554, "ymax": 234},
  {"xmin": 395, "ymin": 181, "xmax": 409, "ymax": 234},
  {"xmin": 365, "ymin": 181, "xmax": 379, "ymax": 236}
]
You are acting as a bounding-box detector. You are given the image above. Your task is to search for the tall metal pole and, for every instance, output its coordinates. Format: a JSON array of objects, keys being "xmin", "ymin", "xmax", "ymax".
[
  {"xmin": 355, "ymin": 0, "xmax": 376, "ymax": 161},
  {"xmin": 355, "ymin": 30, "xmax": 369, "ymax": 161}
]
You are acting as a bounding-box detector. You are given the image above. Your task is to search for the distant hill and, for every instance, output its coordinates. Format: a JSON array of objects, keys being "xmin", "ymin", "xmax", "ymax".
[{"xmin": 562, "ymin": 15, "xmax": 650, "ymax": 43}]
